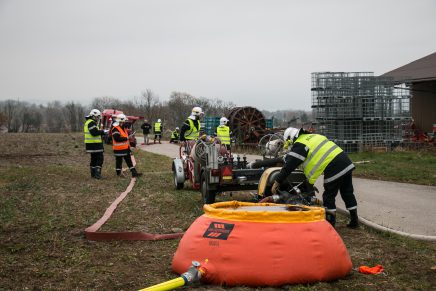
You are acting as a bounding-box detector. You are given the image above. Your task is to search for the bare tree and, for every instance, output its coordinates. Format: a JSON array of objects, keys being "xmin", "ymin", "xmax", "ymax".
[
  {"xmin": 45, "ymin": 101, "xmax": 66, "ymax": 132},
  {"xmin": 198, "ymin": 97, "xmax": 235, "ymax": 117},
  {"xmin": 76, "ymin": 105, "xmax": 85, "ymax": 131},
  {"xmin": 22, "ymin": 105, "xmax": 43, "ymax": 132},
  {"xmin": 140, "ymin": 89, "xmax": 160, "ymax": 121},
  {"xmin": 64, "ymin": 102, "xmax": 85, "ymax": 132},
  {"xmin": 1, "ymin": 100, "xmax": 20, "ymax": 132},
  {"xmin": 91, "ymin": 97, "xmax": 123, "ymax": 111},
  {"xmin": 167, "ymin": 92, "xmax": 195, "ymax": 127},
  {"xmin": 0, "ymin": 111, "xmax": 6, "ymax": 129}
]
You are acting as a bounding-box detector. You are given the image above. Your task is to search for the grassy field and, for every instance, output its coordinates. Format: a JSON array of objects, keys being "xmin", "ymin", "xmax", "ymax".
[
  {"xmin": 349, "ymin": 150, "xmax": 436, "ymax": 186},
  {"xmin": 1, "ymin": 133, "xmax": 435, "ymax": 290}
]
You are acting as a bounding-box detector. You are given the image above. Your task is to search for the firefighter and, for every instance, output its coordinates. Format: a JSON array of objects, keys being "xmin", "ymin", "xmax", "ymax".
[
  {"xmin": 153, "ymin": 119, "xmax": 162, "ymax": 144},
  {"xmin": 260, "ymin": 127, "xmax": 359, "ymax": 229},
  {"xmin": 110, "ymin": 114, "xmax": 142, "ymax": 178},
  {"xmin": 180, "ymin": 107, "xmax": 203, "ymax": 141},
  {"xmin": 84, "ymin": 109, "xmax": 105, "ymax": 179},
  {"xmin": 216, "ymin": 117, "xmax": 231, "ymax": 150},
  {"xmin": 170, "ymin": 127, "xmax": 180, "ymax": 143}
]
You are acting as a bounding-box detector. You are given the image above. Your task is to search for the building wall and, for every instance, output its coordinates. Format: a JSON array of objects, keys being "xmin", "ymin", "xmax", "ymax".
[{"xmin": 412, "ymin": 81, "xmax": 436, "ymax": 132}]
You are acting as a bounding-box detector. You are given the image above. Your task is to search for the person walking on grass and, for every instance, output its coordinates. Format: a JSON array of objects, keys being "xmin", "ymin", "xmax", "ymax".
[
  {"xmin": 260, "ymin": 127, "xmax": 359, "ymax": 229},
  {"xmin": 110, "ymin": 114, "xmax": 142, "ymax": 178},
  {"xmin": 84, "ymin": 109, "xmax": 106, "ymax": 179}
]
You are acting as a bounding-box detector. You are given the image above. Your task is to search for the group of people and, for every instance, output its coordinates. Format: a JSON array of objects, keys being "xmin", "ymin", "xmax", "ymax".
[
  {"xmin": 84, "ymin": 109, "xmax": 142, "ymax": 179},
  {"xmin": 85, "ymin": 106, "xmax": 358, "ymax": 229},
  {"xmin": 139, "ymin": 107, "xmax": 232, "ymax": 148},
  {"xmin": 140, "ymin": 118, "xmax": 181, "ymax": 145},
  {"xmin": 172, "ymin": 106, "xmax": 359, "ymax": 229},
  {"xmin": 140, "ymin": 119, "xmax": 163, "ymax": 144}
]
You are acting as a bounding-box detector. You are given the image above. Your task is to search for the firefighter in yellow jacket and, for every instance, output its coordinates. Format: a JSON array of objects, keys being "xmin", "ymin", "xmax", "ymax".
[
  {"xmin": 216, "ymin": 117, "xmax": 231, "ymax": 150},
  {"xmin": 83, "ymin": 109, "xmax": 105, "ymax": 179},
  {"xmin": 110, "ymin": 114, "xmax": 142, "ymax": 178},
  {"xmin": 260, "ymin": 127, "xmax": 359, "ymax": 228},
  {"xmin": 170, "ymin": 127, "xmax": 180, "ymax": 143},
  {"xmin": 153, "ymin": 119, "xmax": 163, "ymax": 144},
  {"xmin": 180, "ymin": 107, "xmax": 203, "ymax": 141}
]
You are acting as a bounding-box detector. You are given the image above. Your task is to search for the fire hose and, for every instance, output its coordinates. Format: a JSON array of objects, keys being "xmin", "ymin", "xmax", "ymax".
[
  {"xmin": 84, "ymin": 155, "xmax": 184, "ymax": 241},
  {"xmin": 248, "ymin": 156, "xmax": 284, "ymax": 169}
]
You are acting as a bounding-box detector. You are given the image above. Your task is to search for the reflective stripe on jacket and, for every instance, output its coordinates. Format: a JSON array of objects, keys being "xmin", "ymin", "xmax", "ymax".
[
  {"xmin": 184, "ymin": 119, "xmax": 200, "ymax": 140},
  {"xmin": 84, "ymin": 119, "xmax": 102, "ymax": 144},
  {"xmin": 217, "ymin": 125, "xmax": 230, "ymax": 145},
  {"xmin": 154, "ymin": 122, "xmax": 161, "ymax": 133},
  {"xmin": 111, "ymin": 126, "xmax": 130, "ymax": 151},
  {"xmin": 296, "ymin": 134, "xmax": 343, "ymax": 184}
]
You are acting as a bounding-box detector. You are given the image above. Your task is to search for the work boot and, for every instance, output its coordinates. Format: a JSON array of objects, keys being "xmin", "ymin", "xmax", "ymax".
[
  {"xmin": 94, "ymin": 167, "xmax": 102, "ymax": 179},
  {"xmin": 116, "ymin": 169, "xmax": 124, "ymax": 178},
  {"xmin": 131, "ymin": 168, "xmax": 143, "ymax": 178},
  {"xmin": 326, "ymin": 212, "xmax": 336, "ymax": 227},
  {"xmin": 90, "ymin": 167, "xmax": 96, "ymax": 178},
  {"xmin": 347, "ymin": 209, "xmax": 359, "ymax": 229}
]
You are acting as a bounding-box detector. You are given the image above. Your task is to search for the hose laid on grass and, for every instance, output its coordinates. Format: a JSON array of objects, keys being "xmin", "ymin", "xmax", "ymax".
[{"xmin": 84, "ymin": 155, "xmax": 184, "ymax": 241}]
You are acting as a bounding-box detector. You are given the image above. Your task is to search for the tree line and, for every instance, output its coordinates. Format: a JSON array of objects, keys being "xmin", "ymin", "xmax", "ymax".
[
  {"xmin": 0, "ymin": 90, "xmax": 313, "ymax": 133},
  {"xmin": 0, "ymin": 90, "xmax": 235, "ymax": 133}
]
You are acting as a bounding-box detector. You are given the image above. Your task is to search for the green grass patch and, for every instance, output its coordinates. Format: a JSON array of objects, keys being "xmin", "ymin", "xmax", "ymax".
[
  {"xmin": 349, "ymin": 151, "xmax": 436, "ymax": 185},
  {"xmin": 0, "ymin": 133, "xmax": 435, "ymax": 290}
]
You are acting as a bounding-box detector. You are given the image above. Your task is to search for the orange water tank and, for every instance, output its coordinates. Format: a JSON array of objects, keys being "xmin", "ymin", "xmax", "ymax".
[{"xmin": 172, "ymin": 201, "xmax": 352, "ymax": 286}]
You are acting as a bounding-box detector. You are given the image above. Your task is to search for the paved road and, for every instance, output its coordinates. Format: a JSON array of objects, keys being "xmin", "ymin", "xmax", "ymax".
[{"xmin": 137, "ymin": 140, "xmax": 436, "ymax": 237}]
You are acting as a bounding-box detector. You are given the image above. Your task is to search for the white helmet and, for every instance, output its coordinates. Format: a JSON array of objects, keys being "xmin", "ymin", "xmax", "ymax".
[
  {"xmin": 220, "ymin": 117, "xmax": 229, "ymax": 126},
  {"xmin": 157, "ymin": 119, "xmax": 162, "ymax": 122},
  {"xmin": 89, "ymin": 109, "xmax": 101, "ymax": 118},
  {"xmin": 175, "ymin": 127, "xmax": 179, "ymax": 130},
  {"xmin": 191, "ymin": 107, "xmax": 203, "ymax": 117},
  {"xmin": 116, "ymin": 114, "xmax": 128, "ymax": 123},
  {"xmin": 283, "ymin": 127, "xmax": 300, "ymax": 142}
]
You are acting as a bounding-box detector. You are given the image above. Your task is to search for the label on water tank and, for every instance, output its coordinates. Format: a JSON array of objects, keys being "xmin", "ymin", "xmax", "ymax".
[{"xmin": 203, "ymin": 222, "xmax": 235, "ymax": 240}]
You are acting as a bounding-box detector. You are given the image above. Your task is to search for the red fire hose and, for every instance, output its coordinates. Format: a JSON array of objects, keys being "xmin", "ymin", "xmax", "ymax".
[{"xmin": 85, "ymin": 156, "xmax": 184, "ymax": 241}]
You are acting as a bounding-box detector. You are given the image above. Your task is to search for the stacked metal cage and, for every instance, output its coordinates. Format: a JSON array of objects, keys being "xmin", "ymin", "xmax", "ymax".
[{"xmin": 311, "ymin": 72, "xmax": 411, "ymax": 152}]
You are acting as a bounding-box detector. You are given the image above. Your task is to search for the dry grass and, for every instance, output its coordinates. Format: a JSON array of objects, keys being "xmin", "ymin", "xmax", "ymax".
[{"xmin": 0, "ymin": 133, "xmax": 435, "ymax": 290}]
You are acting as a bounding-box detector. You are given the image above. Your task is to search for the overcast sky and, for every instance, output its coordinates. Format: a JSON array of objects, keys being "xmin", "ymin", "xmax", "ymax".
[{"xmin": 0, "ymin": 0, "xmax": 435, "ymax": 111}]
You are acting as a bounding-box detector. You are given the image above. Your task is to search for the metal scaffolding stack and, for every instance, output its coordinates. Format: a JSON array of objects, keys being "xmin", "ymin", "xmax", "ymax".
[{"xmin": 311, "ymin": 72, "xmax": 411, "ymax": 152}]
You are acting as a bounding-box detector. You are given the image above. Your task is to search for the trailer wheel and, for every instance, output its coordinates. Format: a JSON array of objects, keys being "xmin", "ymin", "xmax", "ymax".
[
  {"xmin": 201, "ymin": 173, "xmax": 216, "ymax": 204},
  {"xmin": 172, "ymin": 160, "xmax": 185, "ymax": 190},
  {"xmin": 173, "ymin": 170, "xmax": 184, "ymax": 190}
]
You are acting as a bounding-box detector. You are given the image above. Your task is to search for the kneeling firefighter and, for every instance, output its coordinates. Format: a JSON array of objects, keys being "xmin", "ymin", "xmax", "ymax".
[
  {"xmin": 170, "ymin": 127, "xmax": 180, "ymax": 143},
  {"xmin": 260, "ymin": 127, "xmax": 359, "ymax": 228},
  {"xmin": 110, "ymin": 114, "xmax": 142, "ymax": 178}
]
